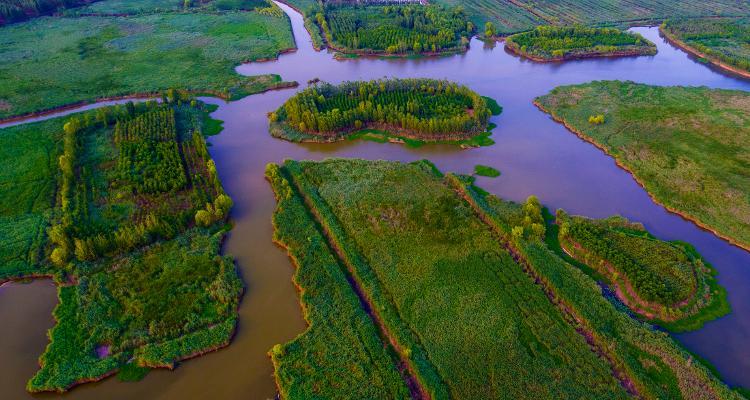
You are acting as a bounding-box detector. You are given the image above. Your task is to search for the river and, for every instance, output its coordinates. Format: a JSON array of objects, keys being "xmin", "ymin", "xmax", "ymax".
[{"xmin": 1, "ymin": 2, "xmax": 749, "ymax": 398}]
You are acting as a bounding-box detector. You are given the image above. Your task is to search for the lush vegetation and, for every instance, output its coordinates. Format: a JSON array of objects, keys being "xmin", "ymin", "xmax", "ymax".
[
  {"xmin": 0, "ymin": 97, "xmax": 243, "ymax": 392},
  {"xmin": 474, "ymin": 164, "xmax": 500, "ymax": 177},
  {"xmin": 536, "ymin": 81, "xmax": 750, "ymax": 251},
  {"xmin": 310, "ymin": 3, "xmax": 473, "ymax": 55},
  {"xmin": 555, "ymin": 211, "xmax": 729, "ymax": 330},
  {"xmin": 0, "ymin": 3, "xmax": 295, "ymax": 119},
  {"xmin": 662, "ymin": 18, "xmax": 750, "ymax": 75},
  {"xmin": 269, "ymin": 78, "xmax": 496, "ymax": 145},
  {"xmin": 0, "ymin": 0, "xmax": 97, "ymax": 24},
  {"xmin": 434, "ymin": 0, "xmax": 750, "ymax": 35},
  {"xmin": 267, "ymin": 158, "xmax": 740, "ymax": 399},
  {"xmin": 506, "ymin": 25, "xmax": 656, "ymax": 61}
]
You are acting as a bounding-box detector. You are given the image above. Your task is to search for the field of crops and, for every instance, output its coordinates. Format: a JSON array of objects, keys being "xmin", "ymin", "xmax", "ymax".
[
  {"xmin": 536, "ymin": 81, "xmax": 750, "ymax": 253},
  {"xmin": 434, "ymin": 0, "xmax": 750, "ymax": 34},
  {"xmin": 505, "ymin": 25, "xmax": 656, "ymax": 61},
  {"xmin": 0, "ymin": 98, "xmax": 243, "ymax": 393},
  {"xmin": 662, "ymin": 18, "xmax": 750, "ymax": 75},
  {"xmin": 0, "ymin": 4, "xmax": 295, "ymax": 119},
  {"xmin": 555, "ymin": 211, "xmax": 729, "ymax": 331},
  {"xmin": 270, "ymin": 78, "xmax": 496, "ymax": 145},
  {"xmin": 267, "ymin": 158, "xmax": 739, "ymax": 399}
]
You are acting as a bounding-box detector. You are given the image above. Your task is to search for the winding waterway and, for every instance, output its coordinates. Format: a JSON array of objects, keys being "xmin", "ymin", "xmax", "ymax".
[{"xmin": 2, "ymin": 2, "xmax": 750, "ymax": 398}]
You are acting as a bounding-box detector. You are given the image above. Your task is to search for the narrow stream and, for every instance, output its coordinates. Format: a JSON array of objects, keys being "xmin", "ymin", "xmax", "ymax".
[{"xmin": 1, "ymin": 2, "xmax": 749, "ymax": 398}]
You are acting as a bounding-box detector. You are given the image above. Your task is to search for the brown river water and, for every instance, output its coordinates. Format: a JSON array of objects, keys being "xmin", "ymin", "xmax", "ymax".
[{"xmin": 1, "ymin": 2, "xmax": 749, "ymax": 398}]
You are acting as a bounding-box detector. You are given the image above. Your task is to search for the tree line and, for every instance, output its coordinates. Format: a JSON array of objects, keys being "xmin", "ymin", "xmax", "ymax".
[
  {"xmin": 272, "ymin": 78, "xmax": 491, "ymax": 137},
  {"xmin": 506, "ymin": 25, "xmax": 655, "ymax": 58},
  {"xmin": 315, "ymin": 4, "xmax": 473, "ymax": 54}
]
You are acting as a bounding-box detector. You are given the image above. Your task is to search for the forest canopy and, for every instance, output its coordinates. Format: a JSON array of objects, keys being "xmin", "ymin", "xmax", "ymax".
[{"xmin": 270, "ymin": 78, "xmax": 494, "ymax": 143}]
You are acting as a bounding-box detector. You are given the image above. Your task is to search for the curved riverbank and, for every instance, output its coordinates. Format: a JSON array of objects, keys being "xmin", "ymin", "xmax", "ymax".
[
  {"xmin": 659, "ymin": 26, "xmax": 750, "ymax": 80},
  {"xmin": 534, "ymin": 99, "xmax": 750, "ymax": 254}
]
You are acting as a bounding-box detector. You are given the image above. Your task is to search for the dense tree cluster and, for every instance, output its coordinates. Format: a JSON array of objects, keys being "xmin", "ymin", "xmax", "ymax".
[
  {"xmin": 0, "ymin": 0, "xmax": 94, "ymax": 24},
  {"xmin": 273, "ymin": 78, "xmax": 491, "ymax": 137},
  {"xmin": 663, "ymin": 18, "xmax": 750, "ymax": 72},
  {"xmin": 506, "ymin": 25, "xmax": 655, "ymax": 59},
  {"xmin": 115, "ymin": 107, "xmax": 187, "ymax": 194},
  {"xmin": 315, "ymin": 4, "xmax": 473, "ymax": 54}
]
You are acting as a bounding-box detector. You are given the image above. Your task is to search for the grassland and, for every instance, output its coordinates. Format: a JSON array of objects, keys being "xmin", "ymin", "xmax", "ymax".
[
  {"xmin": 554, "ymin": 211, "xmax": 729, "ymax": 331},
  {"xmin": 661, "ymin": 18, "xmax": 750, "ymax": 78},
  {"xmin": 506, "ymin": 25, "xmax": 656, "ymax": 61},
  {"xmin": 267, "ymin": 158, "xmax": 740, "ymax": 399},
  {"xmin": 269, "ymin": 78, "xmax": 498, "ymax": 146},
  {"xmin": 536, "ymin": 81, "xmax": 750, "ymax": 252},
  {"xmin": 0, "ymin": 97, "xmax": 243, "ymax": 392},
  {"xmin": 0, "ymin": 3, "xmax": 295, "ymax": 120}
]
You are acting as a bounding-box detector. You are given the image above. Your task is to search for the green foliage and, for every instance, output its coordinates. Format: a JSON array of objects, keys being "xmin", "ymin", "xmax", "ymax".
[
  {"xmin": 265, "ymin": 163, "xmax": 410, "ymax": 399},
  {"xmin": 555, "ymin": 211, "xmax": 729, "ymax": 329},
  {"xmin": 313, "ymin": 4, "xmax": 472, "ymax": 55},
  {"xmin": 0, "ymin": 9, "xmax": 295, "ymax": 119},
  {"xmin": 506, "ymin": 25, "xmax": 656, "ymax": 60},
  {"xmin": 271, "ymin": 78, "xmax": 493, "ymax": 144},
  {"xmin": 662, "ymin": 18, "xmax": 750, "ymax": 74},
  {"xmin": 0, "ymin": 0, "xmax": 97, "ymax": 24},
  {"xmin": 536, "ymin": 81, "xmax": 750, "ymax": 251},
  {"xmin": 473, "ymin": 164, "xmax": 500, "ymax": 177},
  {"xmin": 117, "ymin": 363, "xmax": 150, "ymax": 382}
]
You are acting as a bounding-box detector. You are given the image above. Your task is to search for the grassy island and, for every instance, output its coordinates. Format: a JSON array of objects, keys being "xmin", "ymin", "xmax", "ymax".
[
  {"xmin": 553, "ymin": 211, "xmax": 729, "ymax": 331},
  {"xmin": 0, "ymin": 95, "xmax": 243, "ymax": 393},
  {"xmin": 307, "ymin": 3, "xmax": 473, "ymax": 56},
  {"xmin": 661, "ymin": 18, "xmax": 750, "ymax": 78},
  {"xmin": 536, "ymin": 81, "xmax": 750, "ymax": 252},
  {"xmin": 0, "ymin": 0, "xmax": 295, "ymax": 120},
  {"xmin": 267, "ymin": 158, "xmax": 739, "ymax": 400},
  {"xmin": 505, "ymin": 26, "xmax": 656, "ymax": 62},
  {"xmin": 269, "ymin": 78, "xmax": 498, "ymax": 147}
]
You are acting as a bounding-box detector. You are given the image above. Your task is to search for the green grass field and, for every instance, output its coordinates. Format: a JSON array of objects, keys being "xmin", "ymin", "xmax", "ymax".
[
  {"xmin": 536, "ymin": 81, "xmax": 750, "ymax": 252},
  {"xmin": 0, "ymin": 98, "xmax": 243, "ymax": 393},
  {"xmin": 0, "ymin": 5, "xmax": 295, "ymax": 119},
  {"xmin": 661, "ymin": 18, "xmax": 750, "ymax": 75},
  {"xmin": 267, "ymin": 158, "xmax": 739, "ymax": 399}
]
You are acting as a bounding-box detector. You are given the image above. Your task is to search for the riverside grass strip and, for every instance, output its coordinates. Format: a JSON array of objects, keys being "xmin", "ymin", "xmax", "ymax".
[
  {"xmin": 268, "ymin": 158, "xmax": 740, "ymax": 400},
  {"xmin": 0, "ymin": 4, "xmax": 296, "ymax": 120},
  {"xmin": 0, "ymin": 98, "xmax": 243, "ymax": 393},
  {"xmin": 535, "ymin": 81, "xmax": 750, "ymax": 252}
]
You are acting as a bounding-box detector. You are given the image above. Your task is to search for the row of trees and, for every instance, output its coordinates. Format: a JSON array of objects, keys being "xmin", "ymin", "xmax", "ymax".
[
  {"xmin": 506, "ymin": 25, "xmax": 655, "ymax": 58},
  {"xmin": 663, "ymin": 18, "xmax": 750, "ymax": 72},
  {"xmin": 317, "ymin": 4, "xmax": 473, "ymax": 54},
  {"xmin": 274, "ymin": 78, "xmax": 491, "ymax": 137}
]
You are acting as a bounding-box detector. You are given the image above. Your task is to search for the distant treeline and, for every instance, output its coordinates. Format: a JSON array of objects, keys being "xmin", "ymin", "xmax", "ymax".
[
  {"xmin": 506, "ymin": 25, "xmax": 656, "ymax": 60},
  {"xmin": 0, "ymin": 0, "xmax": 96, "ymax": 24},
  {"xmin": 662, "ymin": 18, "xmax": 750, "ymax": 73}
]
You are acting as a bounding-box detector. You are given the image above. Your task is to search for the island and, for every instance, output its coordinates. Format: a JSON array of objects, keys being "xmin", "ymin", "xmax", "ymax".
[
  {"xmin": 535, "ymin": 81, "xmax": 750, "ymax": 252},
  {"xmin": 269, "ymin": 78, "xmax": 500, "ymax": 147},
  {"xmin": 553, "ymin": 211, "xmax": 729, "ymax": 331},
  {"xmin": 308, "ymin": 3, "xmax": 473, "ymax": 56},
  {"xmin": 505, "ymin": 25, "xmax": 656, "ymax": 62},
  {"xmin": 0, "ymin": 94, "xmax": 242, "ymax": 393},
  {"xmin": 661, "ymin": 18, "xmax": 750, "ymax": 79},
  {"xmin": 266, "ymin": 158, "xmax": 737, "ymax": 399}
]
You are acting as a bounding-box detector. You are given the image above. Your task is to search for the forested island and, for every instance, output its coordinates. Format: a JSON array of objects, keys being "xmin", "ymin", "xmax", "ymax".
[
  {"xmin": 307, "ymin": 3, "xmax": 473, "ymax": 56},
  {"xmin": 553, "ymin": 211, "xmax": 728, "ymax": 331},
  {"xmin": 267, "ymin": 158, "xmax": 738, "ymax": 399},
  {"xmin": 661, "ymin": 18, "xmax": 750, "ymax": 78},
  {"xmin": 1, "ymin": 94, "xmax": 242, "ymax": 392},
  {"xmin": 269, "ymin": 78, "xmax": 500, "ymax": 146},
  {"xmin": 505, "ymin": 25, "xmax": 656, "ymax": 61},
  {"xmin": 536, "ymin": 81, "xmax": 750, "ymax": 252}
]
